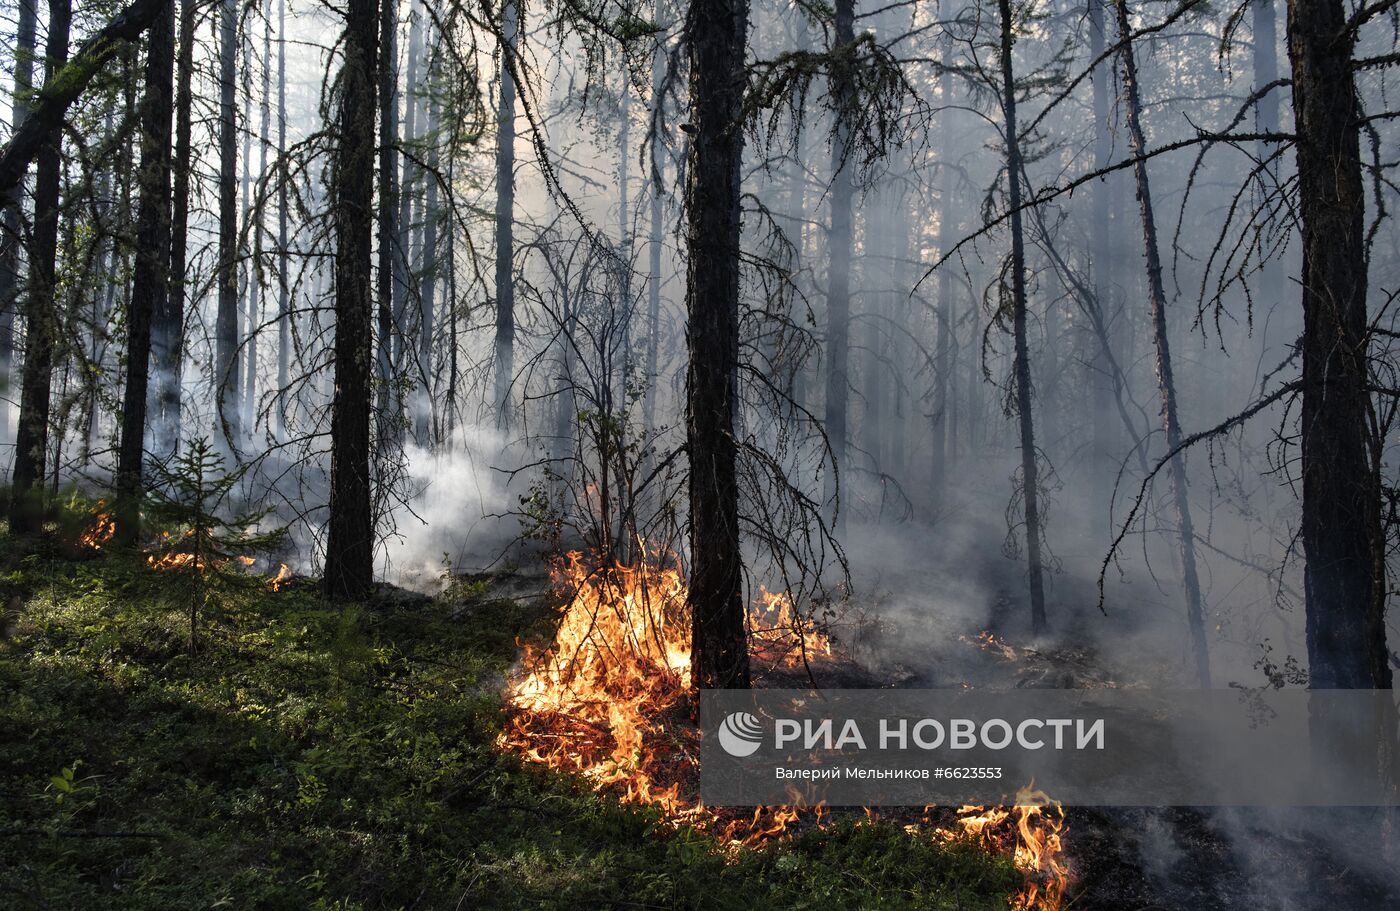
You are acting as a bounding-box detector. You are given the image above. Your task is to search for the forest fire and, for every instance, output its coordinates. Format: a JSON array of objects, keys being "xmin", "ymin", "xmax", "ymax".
[
  {"xmin": 79, "ymin": 506, "xmax": 116, "ymax": 550},
  {"xmin": 500, "ymin": 550, "xmax": 1068, "ymax": 908},
  {"xmin": 942, "ymin": 792, "xmax": 1068, "ymax": 910}
]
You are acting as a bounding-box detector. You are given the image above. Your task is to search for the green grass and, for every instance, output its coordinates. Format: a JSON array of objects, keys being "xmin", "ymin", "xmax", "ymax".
[{"xmin": 0, "ymin": 537, "xmax": 1019, "ymax": 910}]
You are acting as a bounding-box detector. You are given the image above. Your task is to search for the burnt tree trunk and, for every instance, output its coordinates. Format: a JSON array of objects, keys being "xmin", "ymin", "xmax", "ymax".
[
  {"xmin": 8, "ymin": 0, "xmax": 70, "ymax": 533},
  {"xmin": 325, "ymin": 0, "xmax": 379, "ymax": 600},
  {"xmin": 114, "ymin": 0, "xmax": 175, "ymax": 544},
  {"xmin": 685, "ymin": 0, "xmax": 750, "ymax": 690},
  {"xmin": 1114, "ymin": 0, "xmax": 1211, "ymax": 686},
  {"xmin": 997, "ymin": 0, "xmax": 1048, "ymax": 634},
  {"xmin": 1286, "ymin": 0, "xmax": 1391, "ymax": 690}
]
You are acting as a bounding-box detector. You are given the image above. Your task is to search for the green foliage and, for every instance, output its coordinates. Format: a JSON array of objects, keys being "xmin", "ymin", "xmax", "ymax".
[
  {"xmin": 143, "ymin": 437, "xmax": 287, "ymax": 653},
  {"xmin": 0, "ymin": 550, "xmax": 1018, "ymax": 910}
]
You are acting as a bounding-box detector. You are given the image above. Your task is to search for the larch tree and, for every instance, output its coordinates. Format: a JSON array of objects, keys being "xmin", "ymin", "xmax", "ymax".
[
  {"xmin": 8, "ymin": 0, "xmax": 71, "ymax": 534},
  {"xmin": 114, "ymin": 0, "xmax": 176, "ymax": 544},
  {"xmin": 685, "ymin": 0, "xmax": 751, "ymax": 689},
  {"xmin": 325, "ymin": 0, "xmax": 380, "ymax": 600}
]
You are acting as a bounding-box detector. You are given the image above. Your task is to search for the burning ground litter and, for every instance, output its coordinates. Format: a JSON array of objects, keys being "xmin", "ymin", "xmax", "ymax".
[{"xmin": 497, "ymin": 549, "xmax": 1070, "ymax": 909}]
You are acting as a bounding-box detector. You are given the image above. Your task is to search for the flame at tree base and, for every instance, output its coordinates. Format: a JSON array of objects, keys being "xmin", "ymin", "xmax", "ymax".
[{"xmin": 499, "ymin": 550, "xmax": 1068, "ymax": 908}]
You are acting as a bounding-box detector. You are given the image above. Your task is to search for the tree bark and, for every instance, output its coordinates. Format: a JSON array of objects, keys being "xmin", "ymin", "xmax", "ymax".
[
  {"xmin": 276, "ymin": 0, "xmax": 289, "ymax": 425},
  {"xmin": 493, "ymin": 0, "xmax": 517, "ymax": 427},
  {"xmin": 7, "ymin": 0, "xmax": 70, "ymax": 533},
  {"xmin": 216, "ymin": 0, "xmax": 240, "ymax": 443},
  {"xmin": 417, "ymin": 64, "xmax": 439, "ymax": 446},
  {"xmin": 151, "ymin": 0, "xmax": 194, "ymax": 459},
  {"xmin": 1088, "ymin": 0, "xmax": 1115, "ymax": 539},
  {"xmin": 997, "ymin": 0, "xmax": 1048, "ymax": 634},
  {"xmin": 1285, "ymin": 0, "xmax": 1391, "ymax": 690},
  {"xmin": 376, "ymin": 0, "xmax": 398, "ymax": 444},
  {"xmin": 1112, "ymin": 0, "xmax": 1211, "ymax": 686},
  {"xmin": 0, "ymin": 0, "xmax": 36, "ymax": 448},
  {"xmin": 114, "ymin": 0, "xmax": 175, "ymax": 544},
  {"xmin": 823, "ymin": 0, "xmax": 856, "ymax": 537},
  {"xmin": 325, "ymin": 0, "xmax": 379, "ymax": 601},
  {"xmin": 685, "ymin": 0, "xmax": 750, "ymax": 690}
]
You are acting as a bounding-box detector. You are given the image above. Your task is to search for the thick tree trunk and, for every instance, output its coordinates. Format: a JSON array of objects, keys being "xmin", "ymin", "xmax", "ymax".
[
  {"xmin": 493, "ymin": 0, "xmax": 517, "ymax": 427},
  {"xmin": 1113, "ymin": 0, "xmax": 1211, "ymax": 686},
  {"xmin": 997, "ymin": 0, "xmax": 1048, "ymax": 634},
  {"xmin": 114, "ymin": 0, "xmax": 174, "ymax": 544},
  {"xmin": 0, "ymin": 0, "xmax": 36, "ymax": 448},
  {"xmin": 391, "ymin": 0, "xmax": 420, "ymax": 420},
  {"xmin": 685, "ymin": 0, "xmax": 750, "ymax": 690},
  {"xmin": 1286, "ymin": 0, "xmax": 1390, "ymax": 690},
  {"xmin": 151, "ymin": 0, "xmax": 194, "ymax": 459},
  {"xmin": 325, "ymin": 0, "xmax": 379, "ymax": 601},
  {"xmin": 823, "ymin": 0, "xmax": 855, "ymax": 536},
  {"xmin": 7, "ymin": 0, "xmax": 70, "ymax": 533},
  {"xmin": 216, "ymin": 0, "xmax": 240, "ymax": 443}
]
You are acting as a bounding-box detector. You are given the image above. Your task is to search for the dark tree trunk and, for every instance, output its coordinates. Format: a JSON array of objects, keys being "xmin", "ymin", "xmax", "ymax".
[
  {"xmin": 114, "ymin": 0, "xmax": 175, "ymax": 544},
  {"xmin": 376, "ymin": 0, "xmax": 398, "ymax": 442},
  {"xmin": 325, "ymin": 0, "xmax": 379, "ymax": 601},
  {"xmin": 216, "ymin": 0, "xmax": 240, "ymax": 442},
  {"xmin": 685, "ymin": 0, "xmax": 750, "ymax": 690},
  {"xmin": 493, "ymin": 0, "xmax": 517, "ymax": 427},
  {"xmin": 930, "ymin": 57, "xmax": 954, "ymax": 509},
  {"xmin": 276, "ymin": 0, "xmax": 289, "ymax": 423},
  {"xmin": 151, "ymin": 0, "xmax": 195, "ymax": 459},
  {"xmin": 823, "ymin": 0, "xmax": 855, "ymax": 537},
  {"xmin": 1285, "ymin": 0, "xmax": 1391, "ymax": 690},
  {"xmin": 7, "ymin": 0, "xmax": 70, "ymax": 533},
  {"xmin": 1114, "ymin": 0, "xmax": 1211, "ymax": 686},
  {"xmin": 391, "ymin": 0, "xmax": 420, "ymax": 425},
  {"xmin": 997, "ymin": 0, "xmax": 1047, "ymax": 634},
  {"xmin": 0, "ymin": 0, "xmax": 36, "ymax": 448}
]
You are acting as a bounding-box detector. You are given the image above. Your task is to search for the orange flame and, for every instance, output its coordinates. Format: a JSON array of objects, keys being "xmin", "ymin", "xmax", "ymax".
[
  {"xmin": 499, "ymin": 550, "xmax": 1067, "ymax": 908},
  {"xmin": 270, "ymin": 563, "xmax": 293, "ymax": 591},
  {"xmin": 79, "ymin": 505, "xmax": 116, "ymax": 550}
]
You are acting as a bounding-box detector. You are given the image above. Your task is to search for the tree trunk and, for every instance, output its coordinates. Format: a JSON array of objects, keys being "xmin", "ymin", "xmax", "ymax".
[
  {"xmin": 493, "ymin": 0, "xmax": 517, "ymax": 427},
  {"xmin": 997, "ymin": 0, "xmax": 1048, "ymax": 634},
  {"xmin": 151, "ymin": 0, "xmax": 194, "ymax": 459},
  {"xmin": 1112, "ymin": 0, "xmax": 1211, "ymax": 686},
  {"xmin": 0, "ymin": 0, "xmax": 36, "ymax": 449},
  {"xmin": 823, "ymin": 0, "xmax": 856, "ymax": 537},
  {"xmin": 931, "ymin": 57, "xmax": 955, "ymax": 509},
  {"xmin": 7, "ymin": 0, "xmax": 70, "ymax": 533},
  {"xmin": 1285, "ymin": 0, "xmax": 1390, "ymax": 690},
  {"xmin": 1088, "ymin": 0, "xmax": 1115, "ymax": 539},
  {"xmin": 685, "ymin": 0, "xmax": 750, "ymax": 690},
  {"xmin": 325, "ymin": 0, "xmax": 379, "ymax": 601},
  {"xmin": 391, "ymin": 0, "xmax": 421, "ymax": 421},
  {"xmin": 417, "ymin": 62, "xmax": 439, "ymax": 446},
  {"xmin": 276, "ymin": 0, "xmax": 289, "ymax": 427},
  {"xmin": 376, "ymin": 0, "xmax": 398, "ymax": 444},
  {"xmin": 216, "ymin": 0, "xmax": 240, "ymax": 443},
  {"xmin": 114, "ymin": 0, "xmax": 175, "ymax": 544},
  {"xmin": 644, "ymin": 20, "xmax": 664, "ymax": 435}
]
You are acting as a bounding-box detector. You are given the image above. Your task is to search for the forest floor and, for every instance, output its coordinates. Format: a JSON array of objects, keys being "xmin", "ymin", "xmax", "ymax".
[{"xmin": 0, "ymin": 527, "xmax": 1021, "ymax": 911}]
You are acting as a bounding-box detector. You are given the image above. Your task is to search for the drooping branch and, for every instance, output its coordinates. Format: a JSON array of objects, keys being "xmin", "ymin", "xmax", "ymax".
[{"xmin": 0, "ymin": 0, "xmax": 166, "ymax": 196}]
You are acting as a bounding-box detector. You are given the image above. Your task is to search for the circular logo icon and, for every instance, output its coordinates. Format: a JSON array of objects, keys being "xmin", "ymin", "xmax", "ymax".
[{"xmin": 718, "ymin": 711, "xmax": 764, "ymax": 757}]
